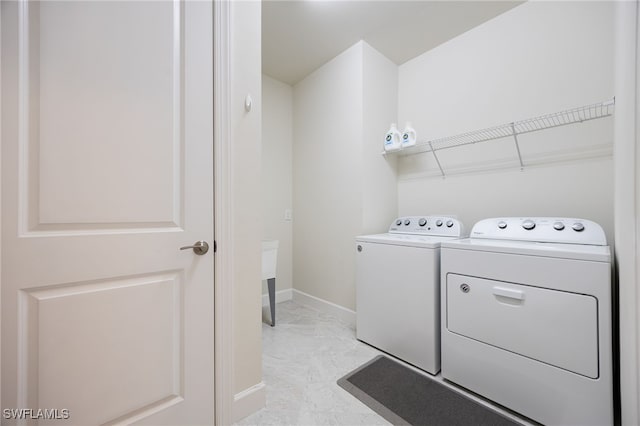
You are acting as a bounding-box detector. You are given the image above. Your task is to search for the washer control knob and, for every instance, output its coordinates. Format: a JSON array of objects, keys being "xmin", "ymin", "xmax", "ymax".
[
  {"xmin": 395, "ymin": 219, "xmax": 402, "ymax": 226},
  {"xmin": 553, "ymin": 222, "xmax": 565, "ymax": 231},
  {"xmin": 572, "ymin": 222, "xmax": 585, "ymax": 232},
  {"xmin": 498, "ymin": 221, "xmax": 507, "ymax": 229},
  {"xmin": 435, "ymin": 219, "xmax": 443, "ymax": 227},
  {"xmin": 522, "ymin": 220, "xmax": 536, "ymax": 230},
  {"xmin": 404, "ymin": 219, "xmax": 411, "ymax": 226},
  {"xmin": 418, "ymin": 218, "xmax": 427, "ymax": 227},
  {"xmin": 446, "ymin": 220, "xmax": 454, "ymax": 228}
]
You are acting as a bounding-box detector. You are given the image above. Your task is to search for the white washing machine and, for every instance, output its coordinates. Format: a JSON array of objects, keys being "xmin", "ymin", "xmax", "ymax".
[
  {"xmin": 356, "ymin": 216, "xmax": 466, "ymax": 375},
  {"xmin": 440, "ymin": 217, "xmax": 613, "ymax": 426}
]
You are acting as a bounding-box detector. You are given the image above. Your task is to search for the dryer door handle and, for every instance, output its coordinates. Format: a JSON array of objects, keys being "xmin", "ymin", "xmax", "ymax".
[{"xmin": 492, "ymin": 286, "xmax": 525, "ymax": 301}]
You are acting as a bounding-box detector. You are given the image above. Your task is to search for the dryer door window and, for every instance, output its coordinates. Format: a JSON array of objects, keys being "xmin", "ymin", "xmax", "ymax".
[{"xmin": 446, "ymin": 273, "xmax": 599, "ymax": 379}]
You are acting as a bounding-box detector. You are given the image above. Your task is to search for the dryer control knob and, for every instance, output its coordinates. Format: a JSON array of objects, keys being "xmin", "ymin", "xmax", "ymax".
[
  {"xmin": 395, "ymin": 219, "xmax": 402, "ymax": 226},
  {"xmin": 446, "ymin": 220, "xmax": 454, "ymax": 228},
  {"xmin": 404, "ymin": 219, "xmax": 411, "ymax": 226},
  {"xmin": 435, "ymin": 219, "xmax": 443, "ymax": 227},
  {"xmin": 498, "ymin": 221, "xmax": 507, "ymax": 229},
  {"xmin": 419, "ymin": 218, "xmax": 427, "ymax": 227},
  {"xmin": 553, "ymin": 222, "xmax": 565, "ymax": 231},
  {"xmin": 522, "ymin": 220, "xmax": 536, "ymax": 230},
  {"xmin": 572, "ymin": 222, "xmax": 585, "ymax": 232}
]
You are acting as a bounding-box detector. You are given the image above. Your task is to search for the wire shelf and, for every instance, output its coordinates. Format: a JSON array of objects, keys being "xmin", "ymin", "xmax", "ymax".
[{"xmin": 385, "ymin": 98, "xmax": 615, "ymax": 175}]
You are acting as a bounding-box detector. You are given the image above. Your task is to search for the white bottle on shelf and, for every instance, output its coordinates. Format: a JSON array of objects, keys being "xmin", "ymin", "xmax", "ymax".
[
  {"xmin": 402, "ymin": 122, "xmax": 416, "ymax": 148},
  {"xmin": 384, "ymin": 123, "xmax": 402, "ymax": 152}
]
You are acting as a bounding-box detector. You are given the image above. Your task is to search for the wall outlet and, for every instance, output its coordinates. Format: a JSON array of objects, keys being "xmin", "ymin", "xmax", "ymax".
[{"xmin": 284, "ymin": 209, "xmax": 293, "ymax": 221}]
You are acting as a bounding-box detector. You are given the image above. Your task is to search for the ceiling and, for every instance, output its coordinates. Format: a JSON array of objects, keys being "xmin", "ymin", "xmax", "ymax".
[{"xmin": 263, "ymin": 0, "xmax": 524, "ymax": 85}]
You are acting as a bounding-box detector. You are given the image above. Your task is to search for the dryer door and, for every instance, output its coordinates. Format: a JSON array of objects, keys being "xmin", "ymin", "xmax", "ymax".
[{"xmin": 446, "ymin": 274, "xmax": 599, "ymax": 378}]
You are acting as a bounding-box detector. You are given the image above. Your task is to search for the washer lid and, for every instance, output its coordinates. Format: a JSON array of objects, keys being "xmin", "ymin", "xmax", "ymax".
[
  {"xmin": 356, "ymin": 233, "xmax": 462, "ymax": 249},
  {"xmin": 441, "ymin": 238, "xmax": 611, "ymax": 262}
]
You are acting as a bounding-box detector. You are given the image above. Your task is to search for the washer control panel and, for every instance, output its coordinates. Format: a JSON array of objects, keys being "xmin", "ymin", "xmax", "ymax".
[
  {"xmin": 389, "ymin": 216, "xmax": 466, "ymax": 237},
  {"xmin": 471, "ymin": 217, "xmax": 607, "ymax": 245}
]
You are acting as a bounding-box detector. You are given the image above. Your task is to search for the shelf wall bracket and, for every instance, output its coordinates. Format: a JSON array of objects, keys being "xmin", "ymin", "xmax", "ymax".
[
  {"xmin": 428, "ymin": 141, "xmax": 445, "ymax": 177},
  {"xmin": 510, "ymin": 122, "xmax": 524, "ymax": 170}
]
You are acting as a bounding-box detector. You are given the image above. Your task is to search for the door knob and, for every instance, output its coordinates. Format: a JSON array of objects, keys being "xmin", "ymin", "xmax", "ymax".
[{"xmin": 180, "ymin": 241, "xmax": 209, "ymax": 255}]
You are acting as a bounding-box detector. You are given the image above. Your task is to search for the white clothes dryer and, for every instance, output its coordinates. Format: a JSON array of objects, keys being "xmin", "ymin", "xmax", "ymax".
[
  {"xmin": 440, "ymin": 217, "xmax": 613, "ymax": 426},
  {"xmin": 356, "ymin": 216, "xmax": 466, "ymax": 375}
]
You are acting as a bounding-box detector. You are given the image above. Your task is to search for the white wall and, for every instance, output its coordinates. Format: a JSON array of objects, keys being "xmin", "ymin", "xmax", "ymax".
[
  {"xmin": 229, "ymin": 0, "xmax": 263, "ymax": 409},
  {"xmin": 293, "ymin": 43, "xmax": 364, "ymax": 311},
  {"xmin": 397, "ymin": 1, "xmax": 615, "ymax": 242},
  {"xmin": 293, "ymin": 41, "xmax": 398, "ymax": 311},
  {"xmin": 362, "ymin": 43, "xmax": 398, "ymax": 234},
  {"xmin": 261, "ymin": 75, "xmax": 293, "ymax": 295}
]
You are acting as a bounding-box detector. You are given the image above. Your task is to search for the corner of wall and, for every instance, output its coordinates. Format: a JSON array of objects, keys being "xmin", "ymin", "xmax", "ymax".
[
  {"xmin": 261, "ymin": 74, "xmax": 294, "ymax": 295},
  {"xmin": 362, "ymin": 42, "xmax": 399, "ymax": 234},
  {"xmin": 291, "ymin": 40, "xmax": 366, "ymax": 311}
]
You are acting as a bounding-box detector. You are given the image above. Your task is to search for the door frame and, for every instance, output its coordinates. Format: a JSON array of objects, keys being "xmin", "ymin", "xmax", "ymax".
[
  {"xmin": 614, "ymin": 1, "xmax": 640, "ymax": 424},
  {"xmin": 213, "ymin": 0, "xmax": 234, "ymax": 424}
]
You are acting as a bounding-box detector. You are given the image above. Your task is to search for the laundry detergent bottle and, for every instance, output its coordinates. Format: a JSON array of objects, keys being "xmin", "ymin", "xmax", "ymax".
[
  {"xmin": 384, "ymin": 123, "xmax": 402, "ymax": 152},
  {"xmin": 402, "ymin": 122, "xmax": 417, "ymax": 148}
]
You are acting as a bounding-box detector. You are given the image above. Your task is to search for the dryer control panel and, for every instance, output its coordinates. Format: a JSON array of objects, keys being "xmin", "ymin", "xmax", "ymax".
[
  {"xmin": 389, "ymin": 216, "xmax": 466, "ymax": 237},
  {"xmin": 470, "ymin": 217, "xmax": 607, "ymax": 245}
]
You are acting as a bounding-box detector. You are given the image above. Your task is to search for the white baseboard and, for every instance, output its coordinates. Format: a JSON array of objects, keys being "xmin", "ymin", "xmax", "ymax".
[
  {"xmin": 261, "ymin": 288, "xmax": 293, "ymax": 306},
  {"xmin": 292, "ymin": 289, "xmax": 356, "ymax": 328},
  {"xmin": 232, "ymin": 382, "xmax": 266, "ymax": 423}
]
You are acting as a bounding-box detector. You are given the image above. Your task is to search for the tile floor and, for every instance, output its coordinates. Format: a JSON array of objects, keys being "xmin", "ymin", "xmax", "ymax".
[
  {"xmin": 236, "ymin": 300, "xmax": 388, "ymax": 425},
  {"xmin": 237, "ymin": 300, "xmax": 530, "ymax": 426}
]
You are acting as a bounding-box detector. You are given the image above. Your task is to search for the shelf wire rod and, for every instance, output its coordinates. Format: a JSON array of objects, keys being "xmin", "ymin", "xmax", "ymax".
[
  {"xmin": 428, "ymin": 141, "xmax": 445, "ymax": 177},
  {"xmin": 559, "ymin": 113, "xmax": 568, "ymax": 125},
  {"xmin": 570, "ymin": 109, "xmax": 577, "ymax": 122},
  {"xmin": 487, "ymin": 129, "xmax": 500, "ymax": 139},
  {"xmin": 521, "ymin": 121, "xmax": 533, "ymax": 132},
  {"xmin": 531, "ymin": 119, "xmax": 542, "ymax": 130},
  {"xmin": 510, "ymin": 123, "xmax": 524, "ymax": 170}
]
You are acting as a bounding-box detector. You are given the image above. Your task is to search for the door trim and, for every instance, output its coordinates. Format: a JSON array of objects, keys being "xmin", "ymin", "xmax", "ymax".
[
  {"xmin": 614, "ymin": 1, "xmax": 640, "ymax": 424},
  {"xmin": 213, "ymin": 1, "xmax": 234, "ymax": 424}
]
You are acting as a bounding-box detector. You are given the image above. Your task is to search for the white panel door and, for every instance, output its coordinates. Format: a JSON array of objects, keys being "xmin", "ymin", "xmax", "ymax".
[{"xmin": 1, "ymin": 1, "xmax": 214, "ymax": 424}]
